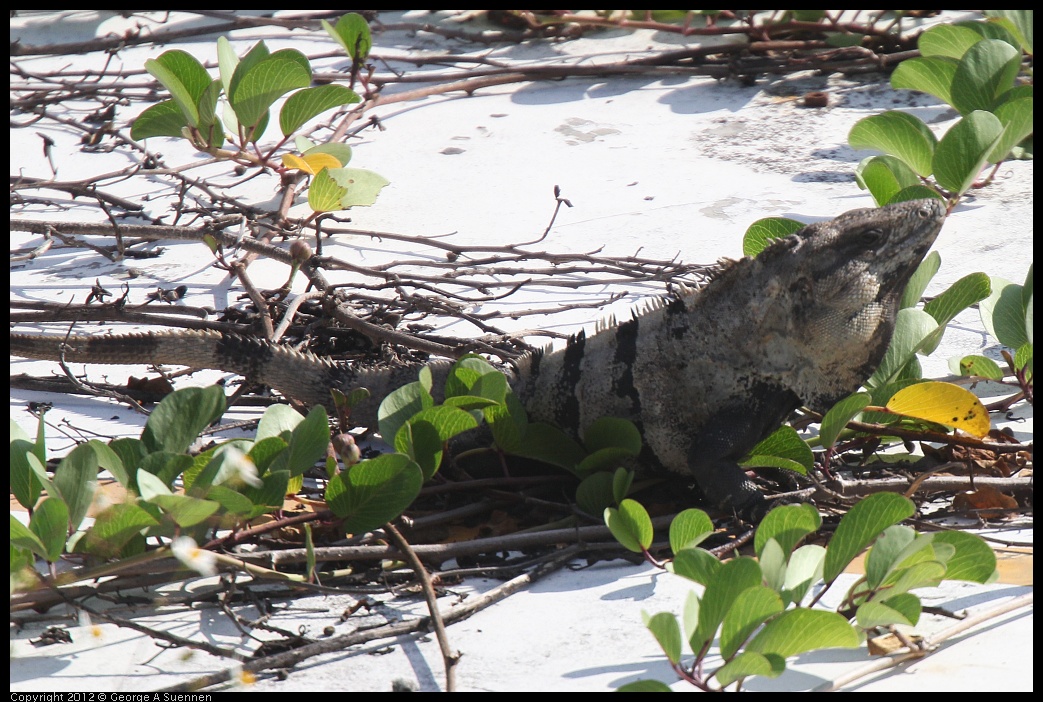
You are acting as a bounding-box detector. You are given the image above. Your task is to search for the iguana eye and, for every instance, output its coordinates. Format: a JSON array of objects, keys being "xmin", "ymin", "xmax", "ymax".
[{"xmin": 857, "ymin": 228, "xmax": 883, "ymax": 247}]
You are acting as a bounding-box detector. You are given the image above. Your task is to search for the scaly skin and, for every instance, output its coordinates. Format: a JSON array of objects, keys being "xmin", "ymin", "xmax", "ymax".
[{"xmin": 11, "ymin": 198, "xmax": 947, "ymax": 512}]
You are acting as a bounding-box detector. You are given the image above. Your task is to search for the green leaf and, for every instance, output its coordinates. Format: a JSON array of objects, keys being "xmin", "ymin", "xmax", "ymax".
[
  {"xmin": 865, "ymin": 525, "xmax": 919, "ymax": 589},
  {"xmin": 303, "ymin": 141, "xmax": 354, "ymax": 166},
  {"xmin": 782, "ymin": 544, "xmax": 826, "ymax": 605},
  {"xmin": 582, "ymin": 416, "xmax": 642, "ymax": 456},
  {"xmin": 742, "ymin": 217, "xmax": 805, "ymax": 257},
  {"xmin": 510, "ymin": 422, "xmax": 586, "ymax": 471},
  {"xmin": 612, "ymin": 466, "xmax": 634, "ymax": 504},
  {"xmin": 714, "ymin": 651, "xmax": 786, "ymax": 687},
  {"xmin": 604, "ymin": 498, "xmax": 653, "ymax": 553},
  {"xmin": 887, "ymin": 560, "xmax": 948, "ymax": 596},
  {"xmin": 890, "ymin": 56, "xmax": 958, "ymax": 106},
  {"xmin": 617, "ymin": 680, "xmax": 674, "ymax": 692},
  {"xmin": 720, "ymin": 586, "xmax": 784, "ymax": 659},
  {"xmin": 981, "ymin": 277, "xmax": 1030, "ymax": 348},
  {"xmin": 576, "ymin": 447, "xmax": 637, "ymax": 476},
  {"xmin": 327, "ymin": 167, "xmax": 391, "ymax": 209},
  {"xmin": 918, "ymin": 24, "xmax": 986, "ymax": 60},
  {"xmin": 322, "ymin": 13, "xmax": 373, "ymax": 62},
  {"xmin": 144, "ymin": 50, "xmax": 212, "ymax": 127},
  {"xmin": 242, "ymin": 469, "xmax": 290, "ymax": 514},
  {"xmin": 141, "ymin": 386, "xmax": 227, "ymax": 455},
  {"xmin": 922, "ymin": 272, "xmax": 992, "ymax": 340},
  {"xmin": 10, "ymin": 515, "xmax": 48, "ymax": 561},
  {"xmin": 854, "ymin": 154, "xmax": 924, "ymax": 206},
  {"xmin": 205, "ymin": 484, "xmax": 256, "ymax": 516},
  {"xmin": 693, "ymin": 557, "xmax": 762, "ymax": 652},
  {"xmin": 395, "ymin": 405, "xmax": 478, "ymax": 479},
  {"xmin": 131, "ymin": 100, "xmax": 190, "ymax": 140},
  {"xmin": 149, "ymin": 494, "xmax": 221, "ymax": 527},
  {"xmin": 29, "ymin": 497, "xmax": 69, "ymax": 562},
  {"xmin": 230, "ymin": 51, "xmax": 312, "ymax": 129},
  {"xmin": 306, "ymin": 167, "xmax": 347, "ymax": 212},
  {"xmin": 10, "ymin": 430, "xmax": 44, "ymax": 511},
  {"xmin": 989, "ymin": 96, "xmax": 1034, "ymax": 163},
  {"xmin": 882, "ymin": 592, "xmax": 923, "ymax": 626},
  {"xmin": 856, "ymin": 600, "xmax": 917, "ymax": 628},
  {"xmin": 823, "ymin": 493, "xmax": 915, "ymax": 585},
  {"xmin": 668, "ymin": 508, "xmax": 714, "ymax": 554},
  {"xmin": 849, "ymin": 111, "xmax": 937, "ymax": 177},
  {"xmin": 275, "ymin": 405, "xmax": 330, "ymax": 477},
  {"xmin": 746, "ymin": 608, "xmax": 859, "ymax": 658},
  {"xmin": 741, "ymin": 425, "xmax": 813, "ymax": 473},
  {"xmin": 950, "ymin": 39, "xmax": 1021, "ymax": 114},
  {"xmin": 216, "ymin": 36, "xmax": 239, "ymax": 95},
  {"xmin": 754, "ymin": 502, "xmax": 821, "ymax": 558},
  {"xmin": 280, "ymin": 85, "xmax": 361, "ymax": 136},
  {"xmin": 818, "ymin": 391, "xmax": 872, "ymax": 450},
  {"xmin": 932, "ymin": 530, "xmax": 998, "ymax": 583},
  {"xmin": 867, "ymin": 308, "xmax": 939, "ymax": 388},
  {"xmin": 670, "ymin": 547, "xmax": 721, "ymax": 586},
  {"xmin": 325, "ymin": 453, "xmax": 423, "ymax": 534},
  {"xmin": 643, "ymin": 611, "xmax": 683, "ymax": 665},
  {"xmin": 983, "ymin": 10, "xmax": 1033, "ymax": 54},
  {"xmin": 576, "ymin": 472, "xmax": 616, "ymax": 516},
  {"xmin": 950, "ymin": 354, "xmax": 1005, "ymax": 379},
  {"xmin": 256, "ymin": 403, "xmax": 304, "ymax": 441},
  {"xmin": 933, "ymin": 111, "xmax": 1004, "ymax": 194},
  {"xmin": 486, "ymin": 391, "xmax": 528, "ymax": 453},
  {"xmin": 53, "ymin": 441, "xmax": 119, "ymax": 531},
  {"xmin": 377, "ymin": 379, "xmax": 433, "ymax": 451},
  {"xmin": 82, "ymin": 502, "xmax": 160, "ymax": 558}
]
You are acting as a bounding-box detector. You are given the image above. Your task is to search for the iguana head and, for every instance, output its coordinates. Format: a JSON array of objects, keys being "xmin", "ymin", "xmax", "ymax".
[{"xmin": 773, "ymin": 198, "xmax": 947, "ymax": 410}]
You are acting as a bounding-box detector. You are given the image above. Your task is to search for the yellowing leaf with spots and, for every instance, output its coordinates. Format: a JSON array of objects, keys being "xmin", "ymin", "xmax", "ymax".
[
  {"xmin": 281, "ymin": 151, "xmax": 342, "ymax": 175},
  {"xmin": 885, "ymin": 381, "xmax": 990, "ymax": 437}
]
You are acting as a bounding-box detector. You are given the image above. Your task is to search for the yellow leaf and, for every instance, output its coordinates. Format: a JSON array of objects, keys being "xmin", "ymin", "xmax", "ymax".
[
  {"xmin": 281, "ymin": 152, "xmax": 342, "ymax": 174},
  {"xmin": 885, "ymin": 381, "xmax": 991, "ymax": 437}
]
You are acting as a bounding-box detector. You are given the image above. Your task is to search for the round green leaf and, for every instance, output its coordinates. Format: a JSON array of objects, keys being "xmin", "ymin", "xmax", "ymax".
[
  {"xmin": 746, "ymin": 608, "xmax": 859, "ymax": 658},
  {"xmin": 818, "ymin": 391, "xmax": 872, "ymax": 451},
  {"xmin": 918, "ymin": 24, "xmax": 986, "ymax": 59},
  {"xmin": 890, "ymin": 57, "xmax": 958, "ymax": 106},
  {"xmin": 933, "ymin": 110, "xmax": 1004, "ymax": 194},
  {"xmin": 669, "ymin": 508, "xmax": 714, "ymax": 554},
  {"xmin": 742, "ymin": 217, "xmax": 804, "ymax": 257},
  {"xmin": 989, "ymin": 96, "xmax": 1034, "ymax": 163},
  {"xmin": 643, "ymin": 611, "xmax": 683, "ymax": 664},
  {"xmin": 307, "ymin": 167, "xmax": 348, "ymax": 213},
  {"xmin": 849, "ymin": 111, "xmax": 937, "ymax": 177},
  {"xmin": 694, "ymin": 557, "xmax": 763, "ymax": 651},
  {"xmin": 950, "ymin": 39, "xmax": 1021, "ymax": 114},
  {"xmin": 670, "ymin": 547, "xmax": 721, "ymax": 586},
  {"xmin": 981, "ymin": 277, "xmax": 1030, "ymax": 348},
  {"xmin": 823, "ymin": 493, "xmax": 915, "ymax": 584},
  {"xmin": 950, "ymin": 354, "xmax": 1004, "ymax": 379},
  {"xmin": 230, "ymin": 53, "xmax": 311, "ymax": 128},
  {"xmin": 324, "ymin": 453, "xmax": 423, "ymax": 534},
  {"xmin": 604, "ymin": 498, "xmax": 653, "ymax": 553},
  {"xmin": 280, "ymin": 84, "xmax": 361, "ymax": 136},
  {"xmin": 720, "ymin": 586, "xmax": 784, "ymax": 659},
  {"xmin": 754, "ymin": 502, "xmax": 822, "ymax": 558},
  {"xmin": 576, "ymin": 472, "xmax": 616, "ymax": 517},
  {"xmin": 29, "ymin": 497, "xmax": 70, "ymax": 563},
  {"xmin": 933, "ymin": 530, "xmax": 998, "ymax": 583},
  {"xmin": 327, "ymin": 167, "xmax": 391, "ymax": 209},
  {"xmin": 854, "ymin": 154, "xmax": 923, "ymax": 206},
  {"xmin": 131, "ymin": 100, "xmax": 189, "ymax": 140}
]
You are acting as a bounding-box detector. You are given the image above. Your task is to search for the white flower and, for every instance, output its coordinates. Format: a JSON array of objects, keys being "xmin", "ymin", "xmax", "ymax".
[
  {"xmin": 218, "ymin": 446, "xmax": 263, "ymax": 489},
  {"xmin": 171, "ymin": 536, "xmax": 218, "ymax": 577}
]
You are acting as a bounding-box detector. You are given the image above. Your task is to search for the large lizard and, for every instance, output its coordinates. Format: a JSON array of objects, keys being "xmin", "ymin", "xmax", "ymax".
[{"xmin": 10, "ymin": 198, "xmax": 947, "ymax": 512}]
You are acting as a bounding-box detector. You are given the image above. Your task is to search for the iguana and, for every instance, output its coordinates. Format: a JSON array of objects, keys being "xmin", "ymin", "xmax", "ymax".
[{"xmin": 10, "ymin": 198, "xmax": 947, "ymax": 512}]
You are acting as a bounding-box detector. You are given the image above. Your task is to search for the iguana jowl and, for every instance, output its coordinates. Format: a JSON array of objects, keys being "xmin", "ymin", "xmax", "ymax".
[{"xmin": 10, "ymin": 199, "xmax": 947, "ymax": 512}]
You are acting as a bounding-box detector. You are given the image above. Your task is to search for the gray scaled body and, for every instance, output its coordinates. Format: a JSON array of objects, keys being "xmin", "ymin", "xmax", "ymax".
[{"xmin": 10, "ymin": 199, "xmax": 947, "ymax": 512}]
